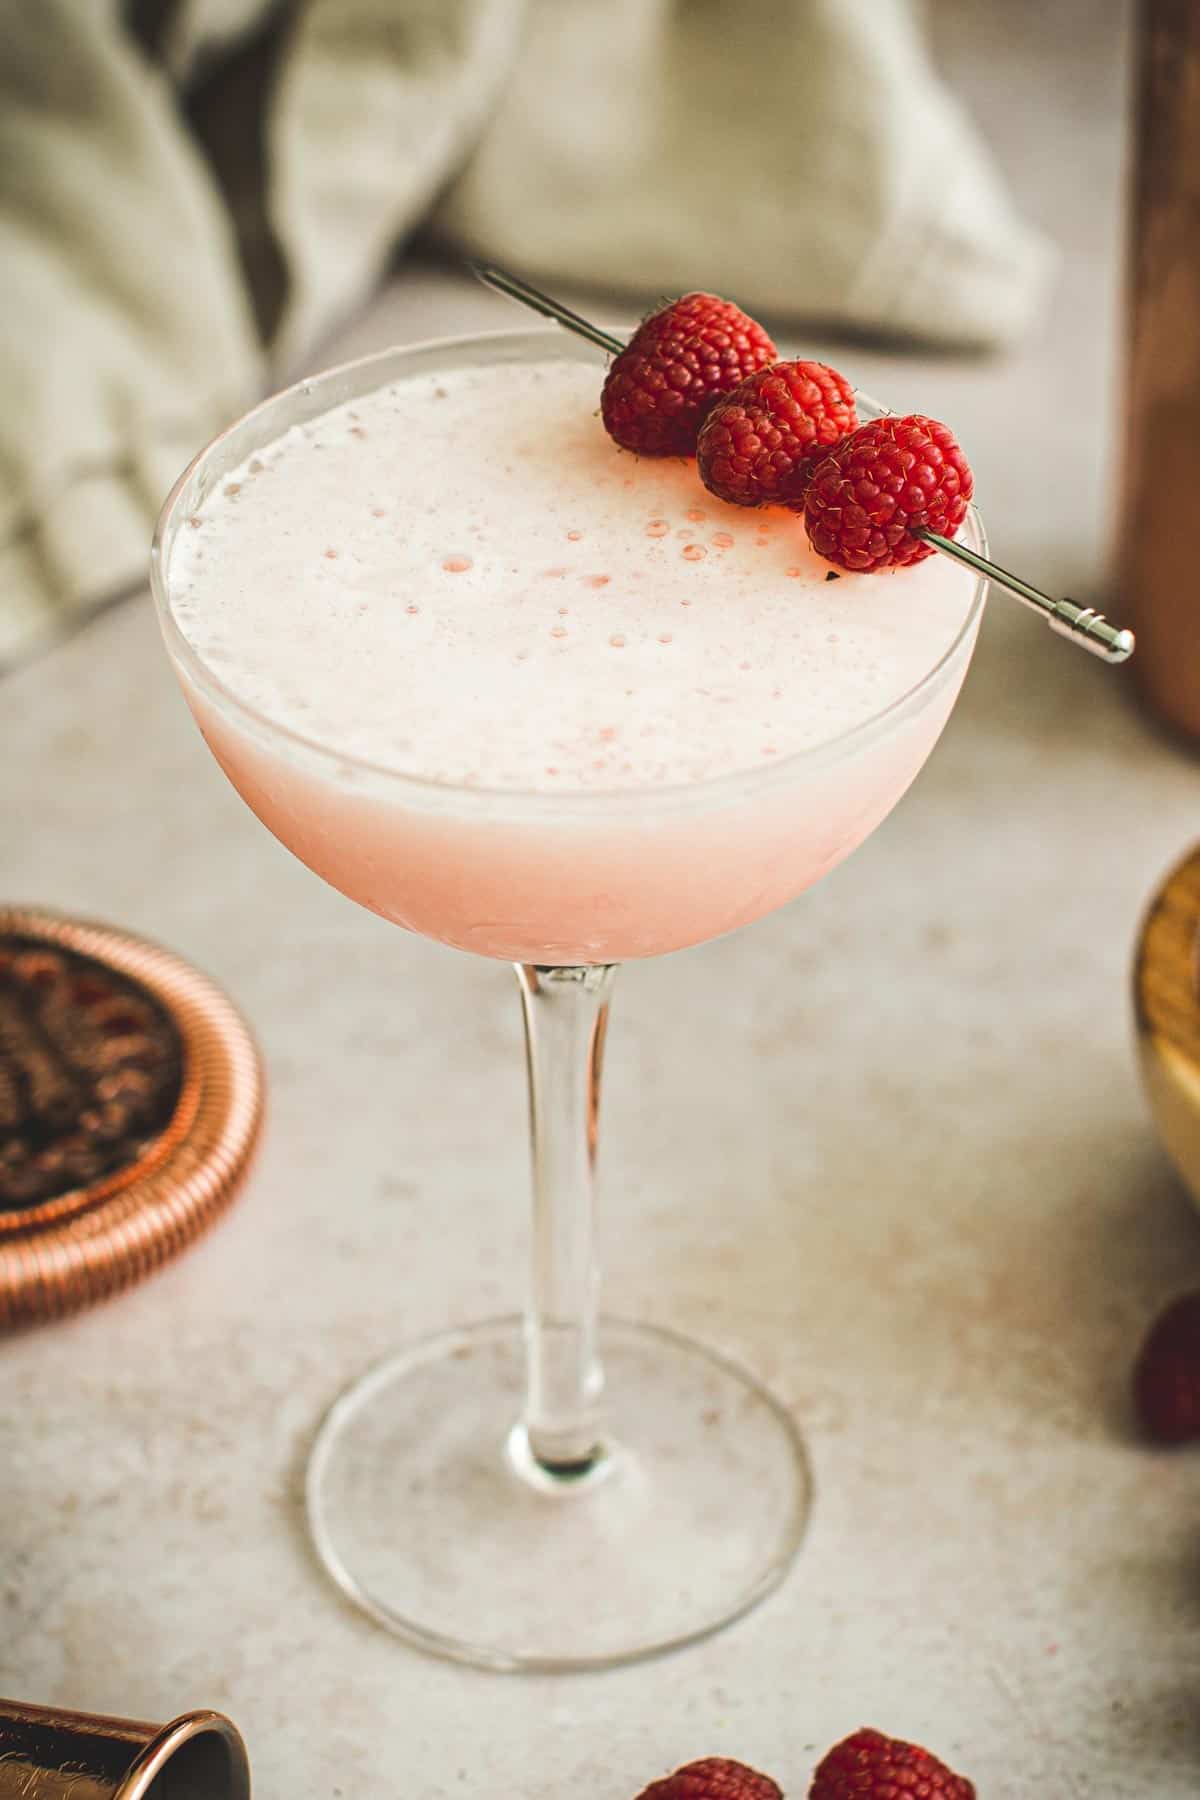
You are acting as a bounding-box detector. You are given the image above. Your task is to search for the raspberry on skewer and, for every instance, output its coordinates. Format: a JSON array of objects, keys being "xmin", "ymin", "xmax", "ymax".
[
  {"xmin": 600, "ymin": 293, "xmax": 778, "ymax": 456},
  {"xmin": 803, "ymin": 414, "xmax": 972, "ymax": 572},
  {"xmin": 697, "ymin": 361, "xmax": 858, "ymax": 509},
  {"xmin": 469, "ymin": 262, "xmax": 1135, "ymax": 662}
]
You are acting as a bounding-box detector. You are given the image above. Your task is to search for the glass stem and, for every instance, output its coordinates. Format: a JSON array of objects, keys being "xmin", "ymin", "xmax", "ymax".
[{"xmin": 515, "ymin": 962, "xmax": 617, "ymax": 1474}]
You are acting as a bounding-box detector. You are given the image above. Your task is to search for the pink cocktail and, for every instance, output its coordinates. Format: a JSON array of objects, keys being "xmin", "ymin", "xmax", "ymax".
[{"xmin": 152, "ymin": 330, "xmax": 986, "ymax": 1669}]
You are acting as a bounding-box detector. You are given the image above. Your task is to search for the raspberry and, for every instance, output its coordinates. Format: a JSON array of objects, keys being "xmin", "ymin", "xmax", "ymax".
[
  {"xmin": 601, "ymin": 294, "xmax": 777, "ymax": 457},
  {"xmin": 697, "ymin": 361, "xmax": 857, "ymax": 508},
  {"xmin": 1133, "ymin": 1290, "xmax": 1200, "ymax": 1444},
  {"xmin": 810, "ymin": 1728, "xmax": 975, "ymax": 1800},
  {"xmin": 804, "ymin": 415, "xmax": 973, "ymax": 572},
  {"xmin": 634, "ymin": 1759, "xmax": 782, "ymax": 1800}
]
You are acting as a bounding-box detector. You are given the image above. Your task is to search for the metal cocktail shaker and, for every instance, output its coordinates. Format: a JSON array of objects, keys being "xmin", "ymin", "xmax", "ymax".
[{"xmin": 1123, "ymin": 0, "xmax": 1200, "ymax": 736}]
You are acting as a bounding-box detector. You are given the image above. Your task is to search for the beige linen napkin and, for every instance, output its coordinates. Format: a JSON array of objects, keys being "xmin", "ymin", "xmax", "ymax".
[{"xmin": 0, "ymin": 0, "xmax": 1050, "ymax": 669}]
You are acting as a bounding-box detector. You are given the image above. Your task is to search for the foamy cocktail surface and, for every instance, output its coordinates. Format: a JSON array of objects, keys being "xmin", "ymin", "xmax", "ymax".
[
  {"xmin": 170, "ymin": 359, "xmax": 977, "ymax": 794},
  {"xmin": 165, "ymin": 354, "xmax": 981, "ymax": 959}
]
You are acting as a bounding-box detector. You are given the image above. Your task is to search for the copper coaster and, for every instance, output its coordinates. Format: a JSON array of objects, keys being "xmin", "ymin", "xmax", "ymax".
[{"xmin": 0, "ymin": 909, "xmax": 263, "ymax": 1329}]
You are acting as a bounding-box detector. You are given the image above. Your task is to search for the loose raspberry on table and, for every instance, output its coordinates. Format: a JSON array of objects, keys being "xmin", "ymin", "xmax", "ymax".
[
  {"xmin": 601, "ymin": 294, "xmax": 777, "ymax": 457},
  {"xmin": 697, "ymin": 360, "xmax": 857, "ymax": 508},
  {"xmin": 809, "ymin": 1728, "xmax": 975, "ymax": 1800},
  {"xmin": 1133, "ymin": 1289, "xmax": 1200, "ymax": 1444},
  {"xmin": 803, "ymin": 415, "xmax": 973, "ymax": 572},
  {"xmin": 634, "ymin": 1758, "xmax": 782, "ymax": 1800}
]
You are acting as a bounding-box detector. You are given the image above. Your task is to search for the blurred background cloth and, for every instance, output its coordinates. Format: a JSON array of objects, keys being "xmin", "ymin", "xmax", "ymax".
[{"xmin": 0, "ymin": 0, "xmax": 1051, "ymax": 669}]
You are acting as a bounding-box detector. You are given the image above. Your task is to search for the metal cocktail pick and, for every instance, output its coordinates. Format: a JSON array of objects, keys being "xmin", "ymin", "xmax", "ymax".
[
  {"xmin": 911, "ymin": 529, "xmax": 1134, "ymax": 664},
  {"xmin": 470, "ymin": 262, "xmax": 1135, "ymax": 666}
]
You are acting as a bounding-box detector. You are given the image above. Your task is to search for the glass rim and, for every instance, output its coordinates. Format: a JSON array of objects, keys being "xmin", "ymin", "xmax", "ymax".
[{"xmin": 150, "ymin": 326, "xmax": 989, "ymax": 820}]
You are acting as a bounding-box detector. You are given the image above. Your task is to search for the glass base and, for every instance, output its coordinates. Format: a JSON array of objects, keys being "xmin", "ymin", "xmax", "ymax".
[{"xmin": 306, "ymin": 1316, "xmax": 812, "ymax": 1671}]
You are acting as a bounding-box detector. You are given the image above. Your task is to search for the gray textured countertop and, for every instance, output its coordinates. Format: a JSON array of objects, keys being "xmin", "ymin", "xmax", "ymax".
[{"xmin": 7, "ymin": 6, "xmax": 1200, "ymax": 1795}]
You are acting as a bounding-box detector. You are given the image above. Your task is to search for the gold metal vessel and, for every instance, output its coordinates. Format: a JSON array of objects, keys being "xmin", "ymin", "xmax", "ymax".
[
  {"xmin": 1134, "ymin": 846, "xmax": 1200, "ymax": 1212},
  {"xmin": 0, "ymin": 1696, "xmax": 250, "ymax": 1799}
]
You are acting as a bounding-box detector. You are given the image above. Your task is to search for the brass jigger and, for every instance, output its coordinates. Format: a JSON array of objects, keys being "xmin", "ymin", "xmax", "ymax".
[
  {"xmin": 470, "ymin": 262, "xmax": 1135, "ymax": 666},
  {"xmin": 0, "ymin": 1697, "xmax": 250, "ymax": 1800}
]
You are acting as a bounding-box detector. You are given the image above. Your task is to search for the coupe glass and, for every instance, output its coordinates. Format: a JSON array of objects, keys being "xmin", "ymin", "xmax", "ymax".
[{"xmin": 151, "ymin": 330, "xmax": 987, "ymax": 1671}]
